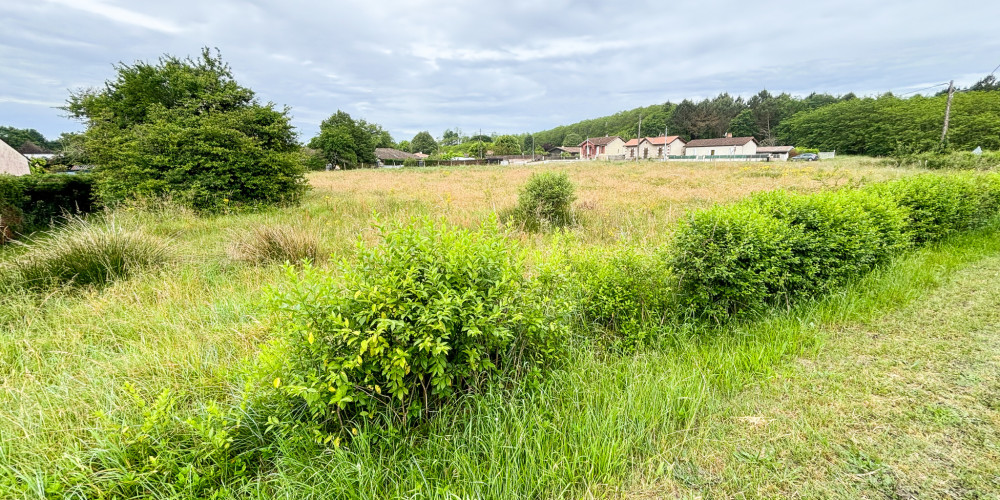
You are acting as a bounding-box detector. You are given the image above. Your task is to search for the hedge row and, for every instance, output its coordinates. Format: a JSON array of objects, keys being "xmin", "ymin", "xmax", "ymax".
[
  {"xmin": 671, "ymin": 173, "xmax": 1000, "ymax": 322},
  {"xmin": 0, "ymin": 174, "xmax": 95, "ymax": 242}
]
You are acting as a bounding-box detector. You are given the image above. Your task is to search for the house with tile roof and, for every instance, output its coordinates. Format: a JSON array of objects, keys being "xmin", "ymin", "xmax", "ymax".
[
  {"xmin": 624, "ymin": 135, "xmax": 686, "ymax": 159},
  {"xmin": 684, "ymin": 135, "xmax": 758, "ymax": 157},
  {"xmin": 579, "ymin": 136, "xmax": 625, "ymax": 160},
  {"xmin": 757, "ymin": 145, "xmax": 797, "ymax": 161},
  {"xmin": 0, "ymin": 139, "xmax": 30, "ymax": 176}
]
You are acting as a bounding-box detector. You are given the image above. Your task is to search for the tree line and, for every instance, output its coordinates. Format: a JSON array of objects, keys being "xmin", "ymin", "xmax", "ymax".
[{"xmin": 531, "ymin": 77, "xmax": 1000, "ymax": 156}]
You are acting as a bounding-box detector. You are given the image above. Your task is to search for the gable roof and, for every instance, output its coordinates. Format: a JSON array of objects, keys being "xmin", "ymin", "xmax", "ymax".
[
  {"xmin": 625, "ymin": 136, "xmax": 684, "ymax": 147},
  {"xmin": 579, "ymin": 136, "xmax": 622, "ymax": 146},
  {"xmin": 757, "ymin": 146, "xmax": 796, "ymax": 153},
  {"xmin": 547, "ymin": 146, "xmax": 581, "ymax": 154},
  {"xmin": 646, "ymin": 135, "xmax": 684, "ymax": 146},
  {"xmin": 0, "ymin": 139, "xmax": 31, "ymax": 176},
  {"xmin": 685, "ymin": 136, "xmax": 757, "ymax": 148},
  {"xmin": 375, "ymin": 148, "xmax": 417, "ymax": 160}
]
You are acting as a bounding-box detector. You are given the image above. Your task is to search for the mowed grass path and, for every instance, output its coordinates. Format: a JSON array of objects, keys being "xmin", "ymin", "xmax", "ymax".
[{"xmin": 633, "ymin": 237, "xmax": 1000, "ymax": 498}]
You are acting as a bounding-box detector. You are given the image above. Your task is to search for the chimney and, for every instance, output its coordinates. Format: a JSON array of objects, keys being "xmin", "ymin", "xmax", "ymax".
[{"xmin": 725, "ymin": 132, "xmax": 732, "ymax": 138}]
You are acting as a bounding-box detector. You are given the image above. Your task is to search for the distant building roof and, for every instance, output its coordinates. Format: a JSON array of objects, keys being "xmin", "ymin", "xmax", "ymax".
[
  {"xmin": 375, "ymin": 148, "xmax": 417, "ymax": 161},
  {"xmin": 0, "ymin": 139, "xmax": 30, "ymax": 176},
  {"xmin": 645, "ymin": 135, "xmax": 683, "ymax": 146},
  {"xmin": 624, "ymin": 136, "xmax": 684, "ymax": 147},
  {"xmin": 685, "ymin": 136, "xmax": 757, "ymax": 148},
  {"xmin": 547, "ymin": 146, "xmax": 581, "ymax": 154},
  {"xmin": 757, "ymin": 146, "xmax": 796, "ymax": 153},
  {"xmin": 579, "ymin": 136, "xmax": 622, "ymax": 146}
]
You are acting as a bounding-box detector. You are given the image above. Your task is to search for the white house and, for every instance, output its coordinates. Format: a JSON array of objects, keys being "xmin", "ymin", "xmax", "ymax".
[
  {"xmin": 757, "ymin": 146, "xmax": 797, "ymax": 161},
  {"xmin": 0, "ymin": 140, "xmax": 30, "ymax": 176},
  {"xmin": 579, "ymin": 136, "xmax": 626, "ymax": 160},
  {"xmin": 684, "ymin": 135, "xmax": 758, "ymax": 157},
  {"xmin": 624, "ymin": 135, "xmax": 686, "ymax": 159}
]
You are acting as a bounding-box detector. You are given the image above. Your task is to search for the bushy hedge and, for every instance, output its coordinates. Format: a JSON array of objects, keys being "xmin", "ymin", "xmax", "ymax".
[
  {"xmin": 266, "ymin": 218, "xmax": 565, "ymax": 433},
  {"xmin": 670, "ymin": 174, "xmax": 1000, "ymax": 322},
  {"xmin": 0, "ymin": 173, "xmax": 95, "ymax": 241},
  {"xmin": 571, "ymin": 246, "xmax": 673, "ymax": 349},
  {"xmin": 893, "ymin": 151, "xmax": 1000, "ymax": 170}
]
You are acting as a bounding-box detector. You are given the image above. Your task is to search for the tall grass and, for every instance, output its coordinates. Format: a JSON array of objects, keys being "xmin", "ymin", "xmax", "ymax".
[
  {"xmin": 227, "ymin": 224, "xmax": 324, "ymax": 265},
  {"xmin": 3, "ymin": 216, "xmax": 169, "ymax": 289}
]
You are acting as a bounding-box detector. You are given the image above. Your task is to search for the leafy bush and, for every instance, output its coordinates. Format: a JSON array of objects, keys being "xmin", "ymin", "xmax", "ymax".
[
  {"xmin": 403, "ymin": 157, "xmax": 418, "ymax": 168},
  {"xmin": 81, "ymin": 384, "xmax": 271, "ymax": 498},
  {"xmin": 877, "ymin": 174, "xmax": 994, "ymax": 243},
  {"xmin": 513, "ymin": 171, "xmax": 576, "ymax": 230},
  {"xmin": 228, "ymin": 224, "xmax": 323, "ymax": 265},
  {"xmin": 795, "ymin": 147, "xmax": 820, "ymax": 154},
  {"xmin": 571, "ymin": 246, "xmax": 672, "ymax": 350},
  {"xmin": 67, "ymin": 49, "xmax": 306, "ymax": 211},
  {"xmin": 671, "ymin": 202, "xmax": 801, "ymax": 322},
  {"xmin": 0, "ymin": 173, "xmax": 95, "ymax": 241},
  {"xmin": 893, "ymin": 151, "xmax": 1000, "ymax": 170},
  {"xmin": 266, "ymin": 218, "xmax": 565, "ymax": 433},
  {"xmin": 671, "ymin": 173, "xmax": 1000, "ymax": 323},
  {"xmin": 5, "ymin": 216, "xmax": 169, "ymax": 289},
  {"xmin": 752, "ymin": 189, "xmax": 910, "ymax": 295}
]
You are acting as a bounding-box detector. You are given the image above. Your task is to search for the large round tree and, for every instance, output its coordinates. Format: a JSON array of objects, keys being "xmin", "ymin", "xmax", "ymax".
[{"xmin": 67, "ymin": 49, "xmax": 305, "ymax": 211}]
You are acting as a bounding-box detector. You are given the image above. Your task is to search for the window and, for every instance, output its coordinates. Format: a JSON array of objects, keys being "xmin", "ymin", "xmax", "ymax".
[{"xmin": 658, "ymin": 147, "xmax": 663, "ymax": 157}]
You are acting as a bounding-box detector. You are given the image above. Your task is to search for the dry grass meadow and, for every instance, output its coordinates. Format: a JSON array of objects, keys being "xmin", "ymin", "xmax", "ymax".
[{"xmin": 308, "ymin": 157, "xmax": 909, "ymax": 247}]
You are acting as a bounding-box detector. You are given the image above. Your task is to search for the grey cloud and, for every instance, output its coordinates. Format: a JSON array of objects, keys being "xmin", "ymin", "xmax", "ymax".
[{"xmin": 1, "ymin": 0, "xmax": 998, "ymax": 143}]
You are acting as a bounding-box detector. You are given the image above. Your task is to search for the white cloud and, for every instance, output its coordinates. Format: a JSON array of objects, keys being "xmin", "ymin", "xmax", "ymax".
[{"xmin": 42, "ymin": 0, "xmax": 183, "ymax": 34}]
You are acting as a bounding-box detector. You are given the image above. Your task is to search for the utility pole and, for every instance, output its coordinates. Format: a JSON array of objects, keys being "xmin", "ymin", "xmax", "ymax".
[
  {"xmin": 636, "ymin": 115, "xmax": 642, "ymax": 162},
  {"xmin": 940, "ymin": 80, "xmax": 955, "ymax": 147},
  {"xmin": 664, "ymin": 122, "xmax": 669, "ymax": 160}
]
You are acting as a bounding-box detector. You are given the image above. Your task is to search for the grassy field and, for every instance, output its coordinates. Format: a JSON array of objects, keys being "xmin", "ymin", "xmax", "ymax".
[{"xmin": 2, "ymin": 157, "xmax": 994, "ymax": 498}]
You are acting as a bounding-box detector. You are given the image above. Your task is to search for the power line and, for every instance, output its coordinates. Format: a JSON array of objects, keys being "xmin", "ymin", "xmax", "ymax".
[
  {"xmin": 898, "ymin": 82, "xmax": 949, "ymax": 96},
  {"xmin": 989, "ymin": 62, "xmax": 1000, "ymax": 76}
]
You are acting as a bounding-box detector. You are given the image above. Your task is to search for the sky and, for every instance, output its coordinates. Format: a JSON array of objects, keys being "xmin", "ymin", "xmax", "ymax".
[{"xmin": 2, "ymin": 0, "xmax": 999, "ymax": 144}]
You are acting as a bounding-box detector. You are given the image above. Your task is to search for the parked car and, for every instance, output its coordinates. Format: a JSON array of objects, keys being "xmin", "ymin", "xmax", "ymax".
[{"xmin": 790, "ymin": 153, "xmax": 819, "ymax": 161}]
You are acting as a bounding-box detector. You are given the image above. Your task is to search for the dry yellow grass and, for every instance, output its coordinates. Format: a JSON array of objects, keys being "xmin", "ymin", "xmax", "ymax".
[{"xmin": 307, "ymin": 157, "xmax": 911, "ymax": 246}]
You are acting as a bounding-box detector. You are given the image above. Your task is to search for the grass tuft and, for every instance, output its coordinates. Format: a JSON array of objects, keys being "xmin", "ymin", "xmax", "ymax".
[
  {"xmin": 3, "ymin": 215, "xmax": 170, "ymax": 289},
  {"xmin": 227, "ymin": 224, "xmax": 324, "ymax": 265}
]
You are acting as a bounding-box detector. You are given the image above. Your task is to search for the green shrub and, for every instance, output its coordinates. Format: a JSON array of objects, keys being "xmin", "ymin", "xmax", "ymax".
[
  {"xmin": 0, "ymin": 173, "xmax": 95, "ymax": 242},
  {"xmin": 6, "ymin": 216, "xmax": 169, "ymax": 289},
  {"xmin": 81, "ymin": 384, "xmax": 271, "ymax": 498},
  {"xmin": 878, "ymin": 174, "xmax": 989, "ymax": 243},
  {"xmin": 512, "ymin": 171, "xmax": 576, "ymax": 230},
  {"xmin": 893, "ymin": 151, "xmax": 1000, "ymax": 170},
  {"xmin": 670, "ymin": 202, "xmax": 800, "ymax": 322},
  {"xmin": 752, "ymin": 189, "xmax": 910, "ymax": 295},
  {"xmin": 228, "ymin": 224, "xmax": 323, "ymax": 265},
  {"xmin": 67, "ymin": 49, "xmax": 306, "ymax": 211},
  {"xmin": 571, "ymin": 246, "xmax": 673, "ymax": 350},
  {"xmin": 266, "ymin": 218, "xmax": 565, "ymax": 434},
  {"xmin": 670, "ymin": 173, "xmax": 1000, "ymax": 323},
  {"xmin": 402, "ymin": 157, "xmax": 418, "ymax": 168},
  {"xmin": 795, "ymin": 147, "xmax": 820, "ymax": 154}
]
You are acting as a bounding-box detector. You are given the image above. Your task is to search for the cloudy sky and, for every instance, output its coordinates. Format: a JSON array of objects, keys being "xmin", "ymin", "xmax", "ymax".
[{"xmin": 2, "ymin": 0, "xmax": 998, "ymax": 143}]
